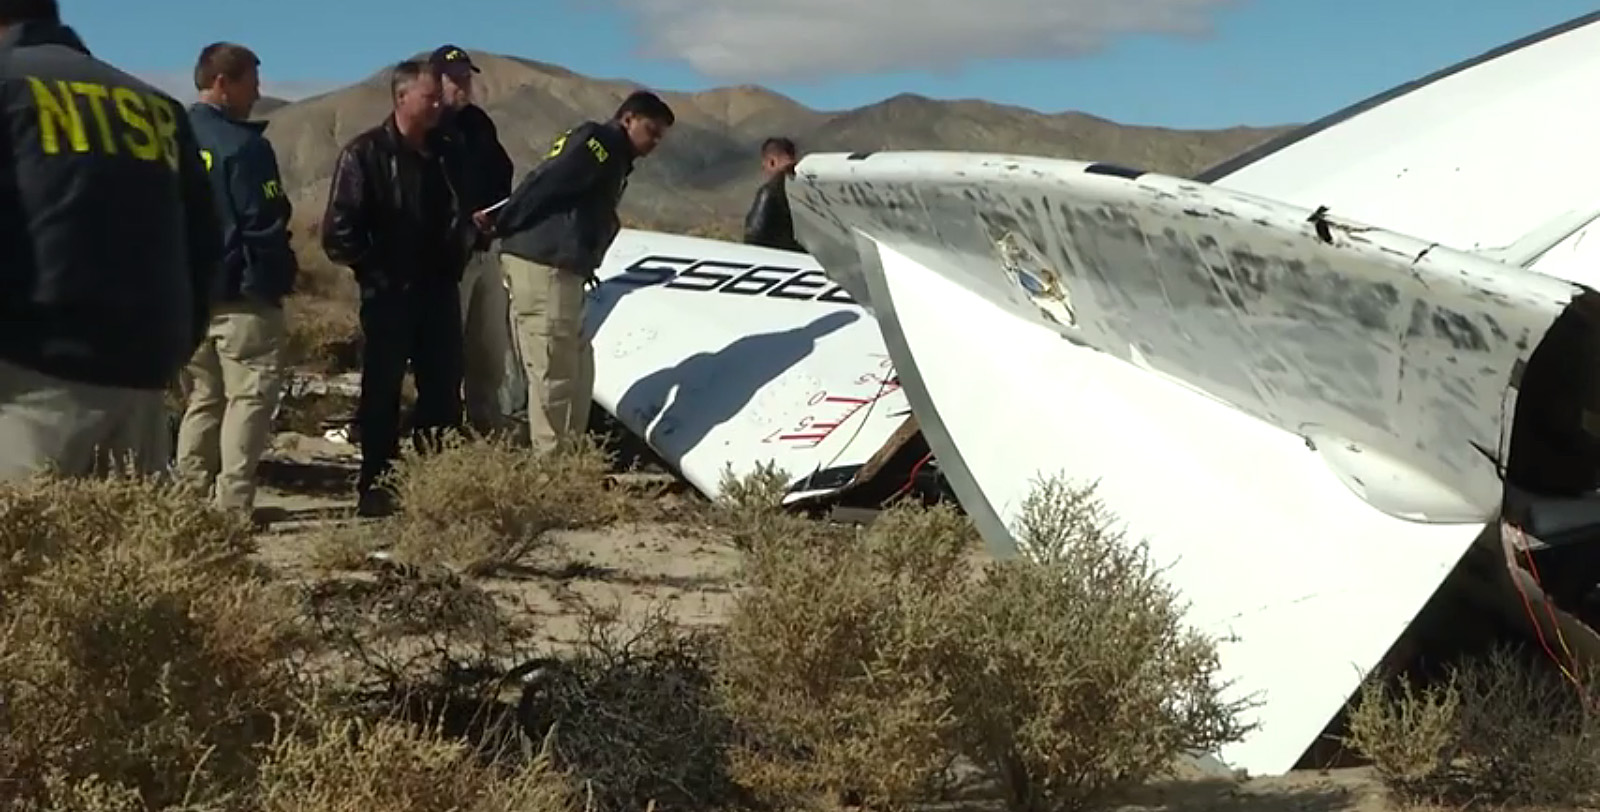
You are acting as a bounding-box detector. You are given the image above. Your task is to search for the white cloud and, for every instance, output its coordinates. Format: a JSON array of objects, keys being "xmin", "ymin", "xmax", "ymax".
[
  {"xmin": 133, "ymin": 70, "xmax": 344, "ymax": 103},
  {"xmin": 610, "ymin": 0, "xmax": 1238, "ymax": 81}
]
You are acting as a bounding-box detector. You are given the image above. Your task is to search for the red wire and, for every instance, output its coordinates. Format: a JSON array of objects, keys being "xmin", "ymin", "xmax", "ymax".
[
  {"xmin": 888, "ymin": 451, "xmax": 933, "ymax": 502},
  {"xmin": 1506, "ymin": 522, "xmax": 1586, "ymax": 696}
]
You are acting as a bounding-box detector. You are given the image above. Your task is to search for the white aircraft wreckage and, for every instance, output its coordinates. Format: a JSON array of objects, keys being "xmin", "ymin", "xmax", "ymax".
[
  {"xmin": 785, "ymin": 9, "xmax": 1600, "ymax": 778},
  {"xmin": 500, "ymin": 228, "xmax": 935, "ymax": 506}
]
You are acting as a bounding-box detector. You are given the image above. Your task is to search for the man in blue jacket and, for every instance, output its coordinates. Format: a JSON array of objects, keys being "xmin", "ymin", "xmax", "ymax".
[{"xmin": 174, "ymin": 41, "xmax": 296, "ymax": 518}]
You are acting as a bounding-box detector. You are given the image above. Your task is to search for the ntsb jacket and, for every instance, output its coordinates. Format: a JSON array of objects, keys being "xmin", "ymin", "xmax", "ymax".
[
  {"xmin": 494, "ymin": 119, "xmax": 634, "ymax": 273},
  {"xmin": 0, "ymin": 21, "xmax": 222, "ymax": 389},
  {"xmin": 187, "ymin": 102, "xmax": 296, "ymax": 305},
  {"xmin": 437, "ymin": 102, "xmax": 512, "ymax": 252}
]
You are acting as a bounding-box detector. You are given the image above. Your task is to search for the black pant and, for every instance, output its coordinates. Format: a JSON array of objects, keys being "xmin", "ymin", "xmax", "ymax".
[{"xmin": 356, "ymin": 280, "xmax": 464, "ymax": 492}]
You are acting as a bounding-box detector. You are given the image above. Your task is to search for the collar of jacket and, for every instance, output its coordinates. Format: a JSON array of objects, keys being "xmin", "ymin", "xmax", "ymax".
[
  {"xmin": 381, "ymin": 114, "xmax": 447, "ymax": 154},
  {"xmin": 0, "ymin": 20, "xmax": 90, "ymax": 54},
  {"xmin": 440, "ymin": 102, "xmax": 484, "ymax": 126},
  {"xmin": 190, "ymin": 100, "xmax": 267, "ymax": 134},
  {"xmin": 599, "ymin": 119, "xmax": 638, "ymax": 161}
]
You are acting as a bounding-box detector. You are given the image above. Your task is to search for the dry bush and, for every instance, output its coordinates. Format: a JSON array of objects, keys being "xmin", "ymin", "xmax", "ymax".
[
  {"xmin": 253, "ymin": 715, "xmax": 581, "ymax": 812},
  {"xmin": 380, "ymin": 434, "xmax": 627, "ymax": 575},
  {"xmin": 520, "ymin": 605, "xmax": 737, "ymax": 811},
  {"xmin": 283, "ymin": 217, "xmax": 362, "ymax": 374},
  {"xmin": 283, "ymin": 293, "xmax": 361, "ymax": 373},
  {"xmin": 1345, "ymin": 644, "xmax": 1600, "ymax": 806},
  {"xmin": 274, "ymin": 389, "xmax": 357, "ymax": 437},
  {"xmin": 308, "ymin": 567, "xmax": 735, "ymax": 812},
  {"xmin": 306, "ymin": 521, "xmax": 386, "ymax": 572},
  {"xmin": 717, "ymin": 497, "xmax": 976, "ymax": 810},
  {"xmin": 947, "ymin": 476, "xmax": 1253, "ymax": 811},
  {"xmin": 682, "ymin": 219, "xmax": 742, "ymax": 242},
  {"xmin": 717, "ymin": 473, "xmax": 1250, "ymax": 812},
  {"xmin": 712, "ymin": 462, "xmax": 809, "ymax": 553},
  {"xmin": 303, "ymin": 563, "xmax": 531, "ymax": 702},
  {"xmin": 0, "ymin": 472, "xmax": 309, "ymax": 809}
]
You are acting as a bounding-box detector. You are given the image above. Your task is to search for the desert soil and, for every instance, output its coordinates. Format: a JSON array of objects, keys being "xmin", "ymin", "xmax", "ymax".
[{"xmin": 251, "ymin": 431, "xmax": 1400, "ymax": 812}]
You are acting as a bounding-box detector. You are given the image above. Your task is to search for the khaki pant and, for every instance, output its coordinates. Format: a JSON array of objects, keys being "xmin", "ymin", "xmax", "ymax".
[
  {"xmin": 0, "ymin": 357, "xmax": 169, "ymax": 481},
  {"xmin": 459, "ymin": 249, "xmax": 512, "ymax": 434},
  {"xmin": 174, "ymin": 301, "xmax": 286, "ymax": 511},
  {"xmin": 503, "ymin": 254, "xmax": 594, "ymax": 452}
]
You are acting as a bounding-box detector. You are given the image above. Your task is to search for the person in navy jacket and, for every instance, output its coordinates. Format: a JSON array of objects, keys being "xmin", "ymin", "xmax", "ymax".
[{"xmin": 174, "ymin": 41, "xmax": 297, "ymax": 521}]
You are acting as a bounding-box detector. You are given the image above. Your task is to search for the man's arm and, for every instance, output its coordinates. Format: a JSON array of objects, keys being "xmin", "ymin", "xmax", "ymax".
[
  {"xmin": 226, "ymin": 139, "xmax": 296, "ymax": 283},
  {"xmin": 493, "ymin": 126, "xmax": 605, "ymax": 236},
  {"xmin": 478, "ymin": 112, "xmax": 515, "ymax": 203},
  {"xmin": 320, "ymin": 144, "xmax": 371, "ymax": 267},
  {"xmin": 742, "ymin": 180, "xmax": 781, "ymax": 248},
  {"xmin": 177, "ymin": 121, "xmax": 223, "ymax": 353}
]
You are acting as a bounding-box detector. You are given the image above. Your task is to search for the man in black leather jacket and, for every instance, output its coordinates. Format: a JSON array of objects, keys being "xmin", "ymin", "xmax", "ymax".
[
  {"xmin": 489, "ymin": 90, "xmax": 674, "ymax": 452},
  {"xmin": 0, "ymin": 0, "xmax": 222, "ymax": 482},
  {"xmin": 431, "ymin": 45, "xmax": 516, "ymax": 437},
  {"xmin": 321, "ymin": 59, "xmax": 476, "ymax": 515},
  {"xmin": 742, "ymin": 136, "xmax": 804, "ymax": 253}
]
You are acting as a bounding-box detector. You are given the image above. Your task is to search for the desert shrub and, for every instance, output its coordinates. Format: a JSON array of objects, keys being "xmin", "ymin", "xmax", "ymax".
[
  {"xmin": 945, "ymin": 476, "xmax": 1253, "ymax": 811},
  {"xmin": 682, "ymin": 219, "xmax": 741, "ymax": 242},
  {"xmin": 712, "ymin": 462, "xmax": 809, "ymax": 552},
  {"xmin": 283, "ymin": 293, "xmax": 362, "ymax": 373},
  {"xmin": 274, "ymin": 389, "xmax": 357, "ymax": 437},
  {"xmin": 718, "ymin": 475, "xmax": 1251, "ymax": 812},
  {"xmin": 253, "ymin": 715, "xmax": 581, "ymax": 812},
  {"xmin": 381, "ymin": 434, "xmax": 626, "ymax": 575},
  {"xmin": 0, "ymin": 472, "xmax": 309, "ymax": 809},
  {"xmin": 717, "ymin": 499, "xmax": 977, "ymax": 809},
  {"xmin": 1345, "ymin": 644, "xmax": 1600, "ymax": 806},
  {"xmin": 303, "ymin": 562, "xmax": 531, "ymax": 701},
  {"xmin": 520, "ymin": 605, "xmax": 737, "ymax": 811}
]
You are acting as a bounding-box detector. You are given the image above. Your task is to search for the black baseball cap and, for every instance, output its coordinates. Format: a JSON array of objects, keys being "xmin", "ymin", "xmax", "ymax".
[{"xmin": 429, "ymin": 45, "xmax": 480, "ymax": 73}]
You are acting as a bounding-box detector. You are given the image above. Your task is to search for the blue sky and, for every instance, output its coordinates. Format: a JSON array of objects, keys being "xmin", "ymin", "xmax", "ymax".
[{"xmin": 61, "ymin": 0, "xmax": 1598, "ymax": 128}]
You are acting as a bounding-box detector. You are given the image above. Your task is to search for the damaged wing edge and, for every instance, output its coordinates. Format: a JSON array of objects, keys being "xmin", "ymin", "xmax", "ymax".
[{"xmin": 794, "ymin": 152, "xmax": 1600, "ymax": 776}]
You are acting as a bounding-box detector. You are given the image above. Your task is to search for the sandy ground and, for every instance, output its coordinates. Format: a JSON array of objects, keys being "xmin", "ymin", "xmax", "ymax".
[{"xmin": 250, "ymin": 431, "xmax": 1403, "ymax": 812}]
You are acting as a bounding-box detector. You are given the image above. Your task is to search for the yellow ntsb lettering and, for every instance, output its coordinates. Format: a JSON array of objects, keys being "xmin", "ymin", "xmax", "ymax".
[
  {"xmin": 585, "ymin": 137, "xmax": 608, "ymax": 162},
  {"xmin": 69, "ymin": 82, "xmax": 114, "ymax": 153},
  {"xmin": 199, "ymin": 149, "xmax": 213, "ymax": 171},
  {"xmin": 145, "ymin": 94, "xmax": 179, "ymax": 169},
  {"xmin": 28, "ymin": 76, "xmax": 178, "ymax": 168},
  {"xmin": 112, "ymin": 88, "xmax": 158, "ymax": 159},
  {"xmin": 262, "ymin": 179, "xmax": 282, "ymax": 199},
  {"xmin": 545, "ymin": 129, "xmax": 570, "ymax": 158},
  {"xmin": 29, "ymin": 78, "xmax": 86, "ymax": 153}
]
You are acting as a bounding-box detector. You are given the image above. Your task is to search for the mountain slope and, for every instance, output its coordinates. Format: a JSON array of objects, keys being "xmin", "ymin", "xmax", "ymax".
[{"xmin": 263, "ymin": 50, "xmax": 1292, "ymax": 233}]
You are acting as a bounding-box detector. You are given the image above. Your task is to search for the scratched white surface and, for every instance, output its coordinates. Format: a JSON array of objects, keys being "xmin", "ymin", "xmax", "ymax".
[
  {"xmin": 585, "ymin": 229, "xmax": 910, "ymax": 500},
  {"xmin": 790, "ymin": 153, "xmax": 1584, "ymax": 521},
  {"xmin": 858, "ymin": 234, "xmax": 1487, "ymax": 776},
  {"xmin": 1194, "ymin": 11, "xmax": 1600, "ymax": 261}
]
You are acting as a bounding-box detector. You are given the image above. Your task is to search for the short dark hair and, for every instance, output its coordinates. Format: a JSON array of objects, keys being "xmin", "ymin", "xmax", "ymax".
[
  {"xmin": 194, "ymin": 42, "xmax": 260, "ymax": 91},
  {"xmin": 761, "ymin": 137, "xmax": 796, "ymax": 158},
  {"xmin": 613, "ymin": 90, "xmax": 674, "ymax": 126},
  {"xmin": 0, "ymin": 0, "xmax": 58, "ymax": 24},
  {"xmin": 390, "ymin": 58, "xmax": 435, "ymax": 98}
]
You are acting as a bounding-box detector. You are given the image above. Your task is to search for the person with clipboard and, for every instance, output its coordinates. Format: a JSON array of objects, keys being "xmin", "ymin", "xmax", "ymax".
[{"xmin": 483, "ymin": 90, "xmax": 675, "ymax": 453}]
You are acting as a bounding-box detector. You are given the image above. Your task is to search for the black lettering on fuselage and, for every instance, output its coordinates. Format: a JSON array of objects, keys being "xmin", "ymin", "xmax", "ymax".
[{"xmin": 606, "ymin": 254, "xmax": 858, "ymax": 305}]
